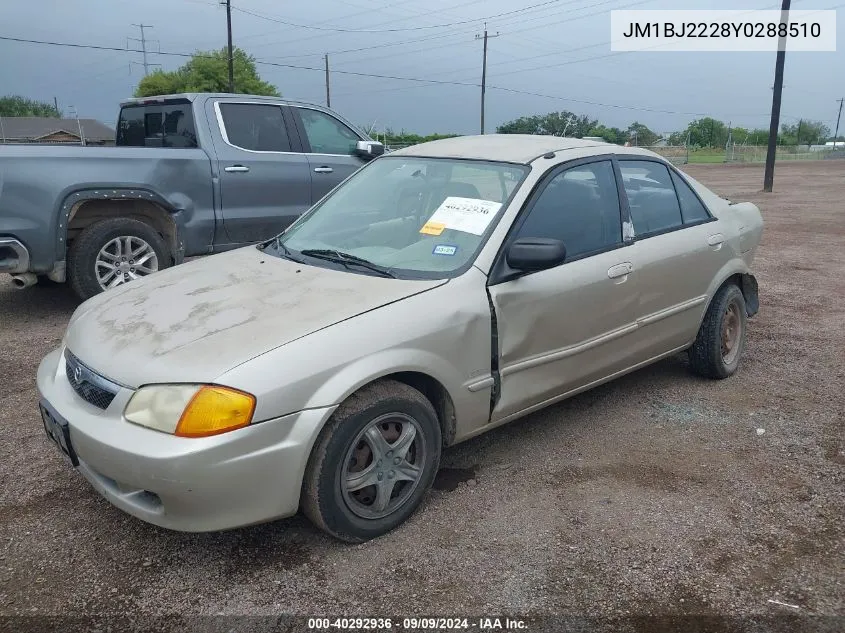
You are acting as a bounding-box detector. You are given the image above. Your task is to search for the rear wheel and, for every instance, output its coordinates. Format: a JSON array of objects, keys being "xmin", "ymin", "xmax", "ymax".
[
  {"xmin": 68, "ymin": 218, "xmax": 170, "ymax": 301},
  {"xmin": 688, "ymin": 283, "xmax": 748, "ymax": 379},
  {"xmin": 302, "ymin": 380, "xmax": 441, "ymax": 542}
]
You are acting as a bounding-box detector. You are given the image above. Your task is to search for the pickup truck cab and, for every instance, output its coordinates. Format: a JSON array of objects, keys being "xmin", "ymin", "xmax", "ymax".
[{"xmin": 0, "ymin": 93, "xmax": 383, "ymax": 299}]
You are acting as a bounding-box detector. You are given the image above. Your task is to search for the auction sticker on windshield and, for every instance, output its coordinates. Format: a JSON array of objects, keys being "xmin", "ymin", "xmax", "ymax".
[{"xmin": 420, "ymin": 197, "xmax": 502, "ymax": 236}]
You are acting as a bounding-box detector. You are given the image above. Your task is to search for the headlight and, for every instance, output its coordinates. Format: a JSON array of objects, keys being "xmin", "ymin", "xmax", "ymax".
[{"xmin": 125, "ymin": 384, "xmax": 256, "ymax": 438}]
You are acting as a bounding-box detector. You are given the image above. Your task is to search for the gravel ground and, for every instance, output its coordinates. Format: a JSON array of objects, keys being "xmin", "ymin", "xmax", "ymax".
[{"xmin": 0, "ymin": 161, "xmax": 842, "ymax": 631}]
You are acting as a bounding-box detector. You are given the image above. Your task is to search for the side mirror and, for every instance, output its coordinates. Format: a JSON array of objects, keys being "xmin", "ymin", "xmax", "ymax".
[
  {"xmin": 355, "ymin": 140, "xmax": 385, "ymax": 160},
  {"xmin": 506, "ymin": 238, "xmax": 566, "ymax": 272}
]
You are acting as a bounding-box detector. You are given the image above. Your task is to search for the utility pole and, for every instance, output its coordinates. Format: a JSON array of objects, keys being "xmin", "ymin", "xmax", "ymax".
[
  {"xmin": 763, "ymin": 0, "xmax": 791, "ymax": 192},
  {"xmin": 834, "ymin": 98, "xmax": 844, "ymax": 146},
  {"xmin": 475, "ymin": 24, "xmax": 499, "ymax": 135},
  {"xmin": 325, "ymin": 54, "xmax": 331, "ymax": 107},
  {"xmin": 129, "ymin": 24, "xmax": 157, "ymax": 76},
  {"xmin": 223, "ymin": 0, "xmax": 235, "ymax": 92},
  {"xmin": 53, "ymin": 96, "xmax": 59, "ymax": 113}
]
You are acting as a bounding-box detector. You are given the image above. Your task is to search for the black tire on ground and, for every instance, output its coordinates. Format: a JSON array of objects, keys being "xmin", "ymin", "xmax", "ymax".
[
  {"xmin": 688, "ymin": 283, "xmax": 748, "ymax": 379},
  {"xmin": 302, "ymin": 380, "xmax": 442, "ymax": 542},
  {"xmin": 67, "ymin": 217, "xmax": 170, "ymax": 301}
]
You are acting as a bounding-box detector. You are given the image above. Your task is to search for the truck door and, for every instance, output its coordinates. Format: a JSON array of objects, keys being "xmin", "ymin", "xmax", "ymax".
[
  {"xmin": 211, "ymin": 100, "xmax": 312, "ymax": 245},
  {"xmin": 289, "ymin": 106, "xmax": 368, "ymax": 205}
]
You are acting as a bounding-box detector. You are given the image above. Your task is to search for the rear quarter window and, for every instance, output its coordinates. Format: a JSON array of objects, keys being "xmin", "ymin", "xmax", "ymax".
[{"xmin": 116, "ymin": 101, "xmax": 197, "ymax": 148}]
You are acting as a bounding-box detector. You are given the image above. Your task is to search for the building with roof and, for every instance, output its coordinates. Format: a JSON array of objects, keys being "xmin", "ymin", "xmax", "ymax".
[{"xmin": 0, "ymin": 117, "xmax": 115, "ymax": 146}]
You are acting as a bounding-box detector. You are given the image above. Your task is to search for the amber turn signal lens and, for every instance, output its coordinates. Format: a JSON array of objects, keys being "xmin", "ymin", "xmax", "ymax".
[{"xmin": 174, "ymin": 385, "xmax": 256, "ymax": 438}]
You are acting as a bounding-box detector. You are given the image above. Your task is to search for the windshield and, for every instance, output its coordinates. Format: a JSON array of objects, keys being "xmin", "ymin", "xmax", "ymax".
[{"xmin": 274, "ymin": 156, "xmax": 529, "ymax": 279}]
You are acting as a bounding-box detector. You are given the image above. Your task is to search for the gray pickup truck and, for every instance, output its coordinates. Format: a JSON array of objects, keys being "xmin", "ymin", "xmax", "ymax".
[{"xmin": 0, "ymin": 93, "xmax": 383, "ymax": 299}]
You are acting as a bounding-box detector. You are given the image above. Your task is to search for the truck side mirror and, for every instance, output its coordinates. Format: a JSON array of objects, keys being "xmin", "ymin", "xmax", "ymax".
[{"xmin": 355, "ymin": 140, "xmax": 385, "ymax": 160}]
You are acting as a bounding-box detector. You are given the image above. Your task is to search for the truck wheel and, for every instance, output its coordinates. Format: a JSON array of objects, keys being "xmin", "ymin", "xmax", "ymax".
[
  {"xmin": 302, "ymin": 380, "xmax": 442, "ymax": 542},
  {"xmin": 688, "ymin": 283, "xmax": 748, "ymax": 379},
  {"xmin": 68, "ymin": 218, "xmax": 170, "ymax": 300}
]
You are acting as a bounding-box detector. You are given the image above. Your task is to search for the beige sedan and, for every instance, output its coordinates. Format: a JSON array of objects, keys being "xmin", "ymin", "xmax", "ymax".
[{"xmin": 36, "ymin": 135, "xmax": 763, "ymax": 541}]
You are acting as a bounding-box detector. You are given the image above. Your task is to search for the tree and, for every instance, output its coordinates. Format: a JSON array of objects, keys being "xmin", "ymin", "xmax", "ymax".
[
  {"xmin": 627, "ymin": 121, "xmax": 658, "ymax": 146},
  {"xmin": 729, "ymin": 127, "xmax": 750, "ymax": 144},
  {"xmin": 683, "ymin": 117, "xmax": 729, "ymax": 148},
  {"xmin": 587, "ymin": 124, "xmax": 626, "ymax": 144},
  {"xmin": 781, "ymin": 120, "xmax": 830, "ymax": 147},
  {"xmin": 135, "ymin": 48, "xmax": 279, "ymax": 97},
  {"xmin": 667, "ymin": 130, "xmax": 688, "ymax": 146},
  {"xmin": 497, "ymin": 111, "xmax": 598, "ymax": 138},
  {"xmin": 0, "ymin": 95, "xmax": 62, "ymax": 117}
]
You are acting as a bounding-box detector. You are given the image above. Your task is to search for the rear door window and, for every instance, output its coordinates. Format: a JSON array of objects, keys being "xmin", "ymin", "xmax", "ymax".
[
  {"xmin": 670, "ymin": 170, "xmax": 711, "ymax": 224},
  {"xmin": 218, "ymin": 103, "xmax": 291, "ymax": 152},
  {"xmin": 619, "ymin": 161, "xmax": 683, "ymax": 236}
]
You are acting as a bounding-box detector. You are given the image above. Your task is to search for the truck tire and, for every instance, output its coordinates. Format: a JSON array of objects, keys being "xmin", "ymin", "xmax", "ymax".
[{"xmin": 68, "ymin": 218, "xmax": 170, "ymax": 301}]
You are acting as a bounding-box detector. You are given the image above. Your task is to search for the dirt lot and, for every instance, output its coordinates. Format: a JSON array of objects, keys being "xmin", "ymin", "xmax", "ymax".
[{"xmin": 0, "ymin": 161, "xmax": 842, "ymax": 631}]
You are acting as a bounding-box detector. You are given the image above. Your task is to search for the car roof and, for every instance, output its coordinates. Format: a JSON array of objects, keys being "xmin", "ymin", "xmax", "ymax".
[
  {"xmin": 391, "ymin": 134, "xmax": 658, "ymax": 164},
  {"xmin": 119, "ymin": 93, "xmax": 326, "ymax": 110}
]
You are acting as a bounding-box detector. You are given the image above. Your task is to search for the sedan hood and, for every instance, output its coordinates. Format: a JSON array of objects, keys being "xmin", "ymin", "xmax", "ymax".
[{"xmin": 65, "ymin": 247, "xmax": 445, "ymax": 387}]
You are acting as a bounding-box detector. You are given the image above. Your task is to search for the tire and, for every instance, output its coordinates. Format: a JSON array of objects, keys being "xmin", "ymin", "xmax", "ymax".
[
  {"xmin": 302, "ymin": 380, "xmax": 442, "ymax": 542},
  {"xmin": 67, "ymin": 218, "xmax": 170, "ymax": 301},
  {"xmin": 688, "ymin": 283, "xmax": 748, "ymax": 379}
]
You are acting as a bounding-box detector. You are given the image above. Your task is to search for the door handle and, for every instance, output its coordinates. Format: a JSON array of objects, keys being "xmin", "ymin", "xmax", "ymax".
[
  {"xmin": 707, "ymin": 233, "xmax": 724, "ymax": 250},
  {"xmin": 607, "ymin": 262, "xmax": 634, "ymax": 281},
  {"xmin": 224, "ymin": 165, "xmax": 250, "ymax": 173},
  {"xmin": 313, "ymin": 166, "xmax": 334, "ymax": 174}
]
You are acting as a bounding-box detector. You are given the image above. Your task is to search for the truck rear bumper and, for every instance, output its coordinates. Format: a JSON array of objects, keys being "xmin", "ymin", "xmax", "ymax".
[{"xmin": 0, "ymin": 238, "xmax": 30, "ymax": 273}]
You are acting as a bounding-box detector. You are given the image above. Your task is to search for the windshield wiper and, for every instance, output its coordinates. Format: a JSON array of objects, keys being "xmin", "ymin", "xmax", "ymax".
[
  {"xmin": 299, "ymin": 249, "xmax": 396, "ymax": 278},
  {"xmin": 265, "ymin": 237, "xmax": 304, "ymax": 263}
]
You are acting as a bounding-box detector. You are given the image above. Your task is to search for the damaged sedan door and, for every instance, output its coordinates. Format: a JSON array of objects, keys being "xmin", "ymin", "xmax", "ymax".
[{"xmin": 487, "ymin": 158, "xmax": 641, "ymax": 423}]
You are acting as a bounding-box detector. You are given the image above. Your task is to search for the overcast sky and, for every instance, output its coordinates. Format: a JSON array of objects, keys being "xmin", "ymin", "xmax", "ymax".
[{"xmin": 2, "ymin": 0, "xmax": 843, "ymax": 136}]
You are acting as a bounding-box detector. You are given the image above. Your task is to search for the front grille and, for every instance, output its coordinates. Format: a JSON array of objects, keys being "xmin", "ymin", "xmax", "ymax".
[{"xmin": 65, "ymin": 351, "xmax": 118, "ymax": 410}]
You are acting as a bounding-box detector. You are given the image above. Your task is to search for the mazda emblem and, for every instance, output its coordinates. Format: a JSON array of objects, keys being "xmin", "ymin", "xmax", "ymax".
[{"xmin": 73, "ymin": 365, "xmax": 83, "ymax": 383}]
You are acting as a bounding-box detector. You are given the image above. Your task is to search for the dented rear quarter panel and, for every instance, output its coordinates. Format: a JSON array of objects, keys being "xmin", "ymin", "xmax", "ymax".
[{"xmin": 0, "ymin": 144, "xmax": 216, "ymax": 271}]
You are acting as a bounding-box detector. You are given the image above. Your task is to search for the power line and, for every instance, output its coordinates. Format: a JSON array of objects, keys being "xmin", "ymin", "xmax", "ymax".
[
  {"xmin": 0, "ymin": 29, "xmax": 829, "ymax": 122},
  {"xmin": 231, "ymin": 0, "xmax": 569, "ymax": 33},
  {"xmin": 241, "ymin": 0, "xmax": 491, "ymax": 49},
  {"xmin": 260, "ymin": 0, "xmax": 628, "ymax": 63}
]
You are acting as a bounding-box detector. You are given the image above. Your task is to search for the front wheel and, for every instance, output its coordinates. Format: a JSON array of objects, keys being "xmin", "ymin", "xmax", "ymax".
[
  {"xmin": 68, "ymin": 218, "xmax": 170, "ymax": 300},
  {"xmin": 302, "ymin": 380, "xmax": 442, "ymax": 542},
  {"xmin": 688, "ymin": 283, "xmax": 748, "ymax": 379}
]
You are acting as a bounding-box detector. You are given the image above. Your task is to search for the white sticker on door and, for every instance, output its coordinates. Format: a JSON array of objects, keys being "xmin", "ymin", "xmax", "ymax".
[{"xmin": 422, "ymin": 197, "xmax": 502, "ymax": 236}]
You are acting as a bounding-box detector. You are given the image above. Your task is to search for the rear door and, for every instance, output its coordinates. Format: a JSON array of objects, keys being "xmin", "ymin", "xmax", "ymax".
[
  {"xmin": 617, "ymin": 159, "xmax": 727, "ymax": 356},
  {"xmin": 289, "ymin": 106, "xmax": 367, "ymax": 204},
  {"xmin": 212, "ymin": 100, "xmax": 312, "ymax": 244}
]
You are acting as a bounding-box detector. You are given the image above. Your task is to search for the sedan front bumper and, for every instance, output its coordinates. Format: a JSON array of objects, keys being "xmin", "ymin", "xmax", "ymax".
[{"xmin": 36, "ymin": 348, "xmax": 335, "ymax": 532}]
